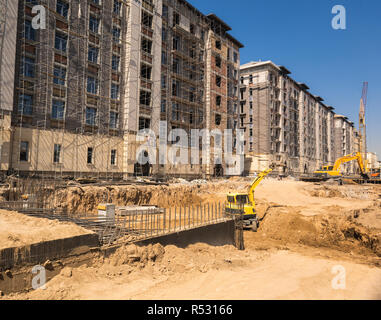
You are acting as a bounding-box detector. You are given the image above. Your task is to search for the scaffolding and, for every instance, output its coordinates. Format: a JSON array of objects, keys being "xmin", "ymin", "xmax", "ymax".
[
  {"xmin": 10, "ymin": 0, "xmax": 131, "ymax": 203},
  {"xmin": 0, "ymin": 0, "xmax": 7, "ymax": 110},
  {"xmin": 8, "ymin": 0, "xmax": 243, "ymax": 200}
]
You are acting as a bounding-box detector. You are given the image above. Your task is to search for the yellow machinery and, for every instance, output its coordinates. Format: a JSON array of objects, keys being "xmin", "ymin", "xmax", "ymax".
[
  {"xmin": 314, "ymin": 152, "xmax": 369, "ymax": 179},
  {"xmin": 225, "ymin": 168, "xmax": 273, "ymax": 232}
]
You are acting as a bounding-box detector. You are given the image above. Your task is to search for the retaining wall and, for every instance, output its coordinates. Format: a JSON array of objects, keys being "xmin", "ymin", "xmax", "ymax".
[
  {"xmin": 0, "ymin": 220, "xmax": 235, "ymax": 295},
  {"xmin": 0, "ymin": 233, "xmax": 100, "ymax": 270},
  {"xmin": 136, "ymin": 219, "xmax": 236, "ymax": 248}
]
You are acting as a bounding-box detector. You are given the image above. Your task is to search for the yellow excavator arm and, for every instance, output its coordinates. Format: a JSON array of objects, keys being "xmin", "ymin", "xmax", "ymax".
[
  {"xmin": 332, "ymin": 152, "xmax": 368, "ymax": 176},
  {"xmin": 248, "ymin": 169, "xmax": 273, "ymax": 205}
]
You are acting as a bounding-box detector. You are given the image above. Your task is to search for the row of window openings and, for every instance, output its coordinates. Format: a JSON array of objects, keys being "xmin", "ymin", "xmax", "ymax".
[
  {"xmin": 21, "ymin": 61, "xmax": 121, "ymax": 103},
  {"xmin": 54, "ymin": 0, "xmax": 123, "ymax": 21},
  {"xmin": 163, "ymin": 3, "xmax": 239, "ymax": 56},
  {"xmin": 88, "ymin": 48, "xmax": 121, "ymax": 71},
  {"xmin": 170, "ymin": 108, "xmax": 201, "ymax": 125},
  {"xmin": 54, "ymin": 22, "xmax": 120, "ymax": 55},
  {"xmin": 24, "ymin": 17, "xmax": 121, "ymax": 46},
  {"xmin": 21, "ymin": 42, "xmax": 120, "ymax": 80},
  {"xmin": 162, "ymin": 5, "xmax": 202, "ymax": 38},
  {"xmin": 21, "ymin": 66, "xmax": 119, "ymax": 100},
  {"xmin": 169, "ymin": 80, "xmax": 201, "ymax": 103},
  {"xmin": 18, "ymin": 95, "xmax": 119, "ymax": 128},
  {"xmin": 50, "ymin": 1, "xmax": 123, "ymax": 19},
  {"xmin": 54, "ymin": 26, "xmax": 121, "ymax": 54},
  {"xmin": 161, "ymin": 42, "xmax": 235, "ymax": 74},
  {"xmin": 19, "ymin": 141, "xmax": 118, "ymax": 166},
  {"xmin": 168, "ymin": 105, "xmax": 204, "ymax": 125},
  {"xmin": 163, "ymin": 81, "xmax": 219, "ymax": 105}
]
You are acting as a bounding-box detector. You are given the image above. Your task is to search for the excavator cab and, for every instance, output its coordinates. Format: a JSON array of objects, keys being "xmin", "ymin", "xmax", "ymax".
[{"xmin": 225, "ymin": 193, "xmax": 258, "ymax": 231}]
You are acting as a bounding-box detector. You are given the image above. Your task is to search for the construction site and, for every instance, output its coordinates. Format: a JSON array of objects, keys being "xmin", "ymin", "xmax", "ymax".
[{"xmin": 0, "ymin": 0, "xmax": 380, "ymax": 301}]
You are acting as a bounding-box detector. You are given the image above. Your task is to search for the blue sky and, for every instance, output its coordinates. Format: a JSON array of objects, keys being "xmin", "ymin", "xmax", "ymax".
[{"xmin": 189, "ymin": 0, "xmax": 381, "ymax": 159}]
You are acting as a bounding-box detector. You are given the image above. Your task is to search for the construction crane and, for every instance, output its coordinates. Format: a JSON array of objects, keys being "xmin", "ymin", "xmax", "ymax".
[
  {"xmin": 359, "ymin": 82, "xmax": 368, "ymax": 158},
  {"xmin": 358, "ymin": 82, "xmax": 371, "ymax": 174},
  {"xmin": 314, "ymin": 152, "xmax": 369, "ymax": 179},
  {"xmin": 225, "ymin": 168, "xmax": 273, "ymax": 232}
]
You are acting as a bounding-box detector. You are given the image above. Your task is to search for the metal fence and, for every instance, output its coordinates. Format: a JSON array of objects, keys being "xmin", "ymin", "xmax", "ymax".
[{"xmin": 0, "ymin": 202, "xmax": 231, "ymax": 247}]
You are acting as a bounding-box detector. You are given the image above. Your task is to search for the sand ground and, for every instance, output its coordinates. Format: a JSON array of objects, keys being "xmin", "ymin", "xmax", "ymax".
[
  {"xmin": 2, "ymin": 179, "xmax": 381, "ymax": 300},
  {"xmin": 0, "ymin": 209, "xmax": 92, "ymax": 250},
  {"xmin": 8, "ymin": 243, "xmax": 381, "ymax": 300}
]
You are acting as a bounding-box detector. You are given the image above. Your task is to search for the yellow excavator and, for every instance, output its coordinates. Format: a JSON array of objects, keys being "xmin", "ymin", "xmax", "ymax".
[
  {"xmin": 225, "ymin": 168, "xmax": 273, "ymax": 232},
  {"xmin": 314, "ymin": 152, "xmax": 369, "ymax": 179}
]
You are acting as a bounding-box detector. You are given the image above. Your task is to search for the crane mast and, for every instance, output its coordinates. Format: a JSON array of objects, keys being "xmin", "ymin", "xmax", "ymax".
[{"xmin": 359, "ymin": 82, "xmax": 368, "ymax": 157}]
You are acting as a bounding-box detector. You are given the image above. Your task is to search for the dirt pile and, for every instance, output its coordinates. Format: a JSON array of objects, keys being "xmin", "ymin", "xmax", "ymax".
[
  {"xmin": 106, "ymin": 243, "xmax": 166, "ymax": 267},
  {"xmin": 99, "ymin": 243, "xmax": 245, "ymax": 275},
  {"xmin": 46, "ymin": 180, "xmax": 245, "ymax": 215},
  {"xmin": 253, "ymin": 206, "xmax": 381, "ymax": 257},
  {"xmin": 307, "ymin": 185, "xmax": 374, "ymax": 200},
  {"xmin": 155, "ymin": 243, "xmax": 248, "ymax": 274}
]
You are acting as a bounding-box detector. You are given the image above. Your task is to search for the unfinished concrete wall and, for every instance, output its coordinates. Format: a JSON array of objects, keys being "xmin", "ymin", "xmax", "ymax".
[
  {"xmin": 0, "ymin": 233, "xmax": 99, "ymax": 270},
  {"xmin": 135, "ymin": 219, "xmax": 235, "ymax": 248}
]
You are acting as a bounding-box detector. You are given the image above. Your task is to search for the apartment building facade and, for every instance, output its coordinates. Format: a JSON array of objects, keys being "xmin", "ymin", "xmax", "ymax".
[
  {"xmin": 240, "ymin": 61, "xmax": 341, "ymax": 175},
  {"xmin": 9, "ymin": 0, "xmax": 128, "ymax": 179},
  {"xmin": 0, "ymin": 0, "xmax": 18, "ymax": 176},
  {"xmin": 0, "ymin": 0, "xmax": 242, "ymax": 179},
  {"xmin": 333, "ymin": 114, "xmax": 359, "ymax": 174}
]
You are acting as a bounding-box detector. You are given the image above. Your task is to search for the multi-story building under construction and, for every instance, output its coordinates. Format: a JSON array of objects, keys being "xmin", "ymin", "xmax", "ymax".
[
  {"xmin": 0, "ymin": 0, "xmax": 242, "ymax": 179},
  {"xmin": 240, "ymin": 60, "xmax": 358, "ymax": 175}
]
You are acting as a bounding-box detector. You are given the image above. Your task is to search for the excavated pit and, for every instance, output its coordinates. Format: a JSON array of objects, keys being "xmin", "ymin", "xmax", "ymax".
[
  {"xmin": 40, "ymin": 179, "xmax": 246, "ymax": 215},
  {"xmin": 252, "ymin": 205, "xmax": 381, "ymax": 257},
  {"xmin": 2, "ymin": 180, "xmax": 381, "ymax": 300}
]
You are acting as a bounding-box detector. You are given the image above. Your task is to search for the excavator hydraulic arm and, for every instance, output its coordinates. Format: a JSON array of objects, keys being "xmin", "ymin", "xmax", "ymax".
[
  {"xmin": 247, "ymin": 169, "xmax": 273, "ymax": 205},
  {"xmin": 331, "ymin": 152, "xmax": 368, "ymax": 178}
]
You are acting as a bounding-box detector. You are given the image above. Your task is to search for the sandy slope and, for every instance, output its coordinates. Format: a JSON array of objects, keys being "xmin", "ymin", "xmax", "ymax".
[
  {"xmin": 254, "ymin": 180, "xmax": 375, "ymax": 216},
  {"xmin": 0, "ymin": 210, "xmax": 93, "ymax": 249}
]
